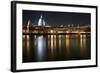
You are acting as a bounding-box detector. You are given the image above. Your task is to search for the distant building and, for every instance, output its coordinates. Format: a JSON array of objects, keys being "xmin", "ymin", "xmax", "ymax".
[
  {"xmin": 38, "ymin": 14, "xmax": 45, "ymax": 26},
  {"xmin": 26, "ymin": 19, "xmax": 33, "ymax": 27}
]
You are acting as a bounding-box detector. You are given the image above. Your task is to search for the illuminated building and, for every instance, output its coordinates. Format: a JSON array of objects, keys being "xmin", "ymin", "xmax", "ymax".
[{"xmin": 23, "ymin": 14, "xmax": 90, "ymax": 35}]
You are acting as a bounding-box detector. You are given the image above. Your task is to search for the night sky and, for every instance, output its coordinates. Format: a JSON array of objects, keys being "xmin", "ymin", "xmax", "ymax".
[{"xmin": 23, "ymin": 10, "xmax": 91, "ymax": 26}]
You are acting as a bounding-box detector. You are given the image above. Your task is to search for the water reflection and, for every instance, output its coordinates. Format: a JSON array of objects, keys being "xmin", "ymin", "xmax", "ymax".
[
  {"xmin": 23, "ymin": 34, "xmax": 91, "ymax": 62},
  {"xmin": 23, "ymin": 35, "xmax": 30, "ymax": 57},
  {"xmin": 66, "ymin": 35, "xmax": 70, "ymax": 57},
  {"xmin": 80, "ymin": 34, "xmax": 88, "ymax": 58},
  {"xmin": 36, "ymin": 36, "xmax": 46, "ymax": 61}
]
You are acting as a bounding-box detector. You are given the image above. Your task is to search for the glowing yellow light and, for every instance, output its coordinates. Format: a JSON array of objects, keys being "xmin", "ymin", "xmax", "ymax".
[
  {"xmin": 51, "ymin": 30, "xmax": 53, "ymax": 33},
  {"xmin": 59, "ymin": 35, "xmax": 61, "ymax": 48},
  {"xmin": 54, "ymin": 35, "xmax": 56, "ymax": 48},
  {"xmin": 66, "ymin": 35, "xmax": 70, "ymax": 48}
]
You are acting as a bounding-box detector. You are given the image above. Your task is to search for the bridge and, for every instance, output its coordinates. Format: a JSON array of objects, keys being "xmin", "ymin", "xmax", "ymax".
[
  {"xmin": 22, "ymin": 26, "xmax": 90, "ymax": 35},
  {"xmin": 23, "ymin": 14, "xmax": 90, "ymax": 35}
]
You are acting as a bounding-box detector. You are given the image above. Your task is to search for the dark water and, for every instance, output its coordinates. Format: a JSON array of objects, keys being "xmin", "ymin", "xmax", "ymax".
[{"xmin": 23, "ymin": 34, "xmax": 91, "ymax": 63}]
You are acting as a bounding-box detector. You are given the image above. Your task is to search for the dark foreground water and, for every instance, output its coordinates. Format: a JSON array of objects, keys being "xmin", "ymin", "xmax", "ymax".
[{"xmin": 23, "ymin": 34, "xmax": 91, "ymax": 63}]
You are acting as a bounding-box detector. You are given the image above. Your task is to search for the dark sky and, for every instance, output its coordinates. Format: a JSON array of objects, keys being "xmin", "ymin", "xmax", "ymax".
[{"xmin": 23, "ymin": 10, "xmax": 91, "ymax": 26}]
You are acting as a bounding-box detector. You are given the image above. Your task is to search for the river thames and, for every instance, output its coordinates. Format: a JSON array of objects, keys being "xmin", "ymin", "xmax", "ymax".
[{"xmin": 23, "ymin": 34, "xmax": 91, "ymax": 63}]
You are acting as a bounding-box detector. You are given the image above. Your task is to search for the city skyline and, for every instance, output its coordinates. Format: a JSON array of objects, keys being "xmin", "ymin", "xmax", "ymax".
[
  {"xmin": 22, "ymin": 10, "xmax": 91, "ymax": 63},
  {"xmin": 23, "ymin": 10, "xmax": 91, "ymax": 26}
]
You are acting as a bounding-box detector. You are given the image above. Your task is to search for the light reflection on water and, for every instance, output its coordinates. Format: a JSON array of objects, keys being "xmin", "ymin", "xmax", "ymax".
[
  {"xmin": 66, "ymin": 35, "xmax": 70, "ymax": 57},
  {"xmin": 36, "ymin": 36, "xmax": 46, "ymax": 61},
  {"xmin": 23, "ymin": 34, "xmax": 91, "ymax": 62}
]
